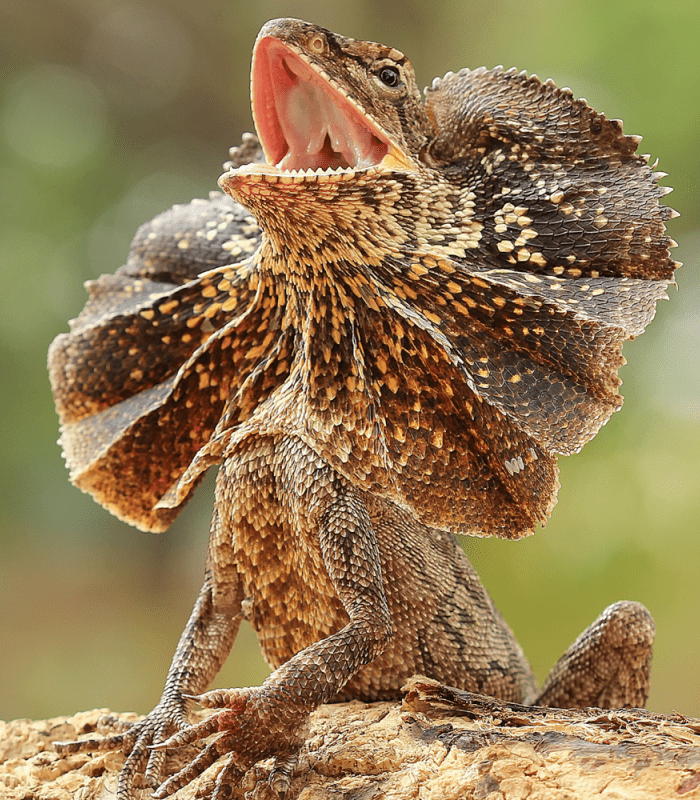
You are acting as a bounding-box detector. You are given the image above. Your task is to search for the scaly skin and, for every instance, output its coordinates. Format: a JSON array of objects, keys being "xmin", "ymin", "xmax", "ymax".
[{"xmin": 50, "ymin": 18, "xmax": 675, "ymax": 799}]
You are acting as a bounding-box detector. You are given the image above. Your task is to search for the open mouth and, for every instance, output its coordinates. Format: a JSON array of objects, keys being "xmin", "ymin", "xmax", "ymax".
[{"xmin": 252, "ymin": 37, "xmax": 394, "ymax": 172}]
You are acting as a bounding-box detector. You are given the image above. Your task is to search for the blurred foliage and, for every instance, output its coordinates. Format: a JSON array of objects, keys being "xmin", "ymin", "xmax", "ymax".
[{"xmin": 0, "ymin": 0, "xmax": 698, "ymax": 722}]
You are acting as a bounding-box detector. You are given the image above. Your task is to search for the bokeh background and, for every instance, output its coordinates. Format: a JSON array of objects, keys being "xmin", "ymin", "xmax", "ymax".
[{"xmin": 1, "ymin": 0, "xmax": 698, "ymax": 722}]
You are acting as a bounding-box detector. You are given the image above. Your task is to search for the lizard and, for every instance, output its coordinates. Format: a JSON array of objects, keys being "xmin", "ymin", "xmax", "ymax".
[{"xmin": 48, "ymin": 17, "xmax": 677, "ymax": 800}]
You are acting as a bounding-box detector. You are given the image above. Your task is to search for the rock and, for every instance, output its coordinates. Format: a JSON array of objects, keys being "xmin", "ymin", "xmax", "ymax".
[{"xmin": 2, "ymin": 679, "xmax": 700, "ymax": 799}]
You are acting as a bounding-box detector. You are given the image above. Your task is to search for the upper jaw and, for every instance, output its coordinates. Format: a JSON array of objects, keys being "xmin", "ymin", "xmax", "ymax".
[{"xmin": 240, "ymin": 31, "xmax": 413, "ymax": 179}]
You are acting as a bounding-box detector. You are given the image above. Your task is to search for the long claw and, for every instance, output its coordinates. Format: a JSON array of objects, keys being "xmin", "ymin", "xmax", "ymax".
[
  {"xmin": 117, "ymin": 737, "xmax": 150, "ymax": 800},
  {"xmin": 152, "ymin": 734, "xmax": 237, "ymax": 798},
  {"xmin": 156, "ymin": 715, "xmax": 220, "ymax": 750},
  {"xmin": 144, "ymin": 745, "xmax": 168, "ymax": 789},
  {"xmin": 54, "ymin": 701, "xmax": 198, "ymax": 796}
]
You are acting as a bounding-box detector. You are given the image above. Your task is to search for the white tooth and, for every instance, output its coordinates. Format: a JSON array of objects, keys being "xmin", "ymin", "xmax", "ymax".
[
  {"xmin": 350, "ymin": 139, "xmax": 363, "ymax": 167},
  {"xmin": 274, "ymin": 59, "xmax": 382, "ymax": 171},
  {"xmin": 307, "ymin": 89, "xmax": 332, "ymax": 155},
  {"xmin": 351, "ymin": 118, "xmax": 375, "ymax": 167},
  {"xmin": 330, "ymin": 101, "xmax": 376, "ymax": 168},
  {"xmin": 329, "ymin": 123, "xmax": 346, "ymax": 154},
  {"xmin": 309, "ymin": 92, "xmax": 333, "ymax": 156},
  {"xmin": 307, "ymin": 124, "xmax": 328, "ymax": 155},
  {"xmin": 359, "ymin": 135, "xmax": 373, "ymax": 162}
]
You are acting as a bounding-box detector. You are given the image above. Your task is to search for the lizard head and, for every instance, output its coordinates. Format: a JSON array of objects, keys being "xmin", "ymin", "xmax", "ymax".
[
  {"xmin": 219, "ymin": 18, "xmax": 433, "ymax": 211},
  {"xmin": 251, "ymin": 18, "xmax": 431, "ymax": 172}
]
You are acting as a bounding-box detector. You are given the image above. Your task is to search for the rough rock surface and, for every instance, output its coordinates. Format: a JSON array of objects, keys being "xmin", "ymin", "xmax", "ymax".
[{"xmin": 3, "ymin": 680, "xmax": 700, "ymax": 799}]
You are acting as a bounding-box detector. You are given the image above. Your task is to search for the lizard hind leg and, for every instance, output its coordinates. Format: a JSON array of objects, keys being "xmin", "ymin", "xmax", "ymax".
[{"xmin": 534, "ymin": 600, "xmax": 655, "ymax": 709}]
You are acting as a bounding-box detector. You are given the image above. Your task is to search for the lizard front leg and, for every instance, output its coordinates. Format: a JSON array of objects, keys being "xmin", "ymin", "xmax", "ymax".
[
  {"xmin": 153, "ymin": 437, "xmax": 393, "ymax": 798},
  {"xmin": 54, "ymin": 504, "xmax": 245, "ymax": 798}
]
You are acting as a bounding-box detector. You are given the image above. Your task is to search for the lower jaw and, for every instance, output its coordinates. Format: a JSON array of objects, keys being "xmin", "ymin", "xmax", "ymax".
[
  {"xmin": 217, "ymin": 163, "xmax": 411, "ymax": 259},
  {"xmin": 218, "ymin": 146, "xmax": 414, "ymax": 192}
]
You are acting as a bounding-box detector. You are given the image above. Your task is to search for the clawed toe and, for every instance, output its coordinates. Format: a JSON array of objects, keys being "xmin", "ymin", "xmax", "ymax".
[
  {"xmin": 185, "ymin": 688, "xmax": 246, "ymax": 710},
  {"xmin": 97, "ymin": 714, "xmax": 135, "ymax": 734},
  {"xmin": 54, "ymin": 728, "xmax": 136, "ymax": 756},
  {"xmin": 152, "ymin": 733, "xmax": 238, "ymax": 798},
  {"xmin": 154, "ymin": 714, "xmax": 220, "ymax": 750},
  {"xmin": 54, "ymin": 703, "xmax": 200, "ymax": 798}
]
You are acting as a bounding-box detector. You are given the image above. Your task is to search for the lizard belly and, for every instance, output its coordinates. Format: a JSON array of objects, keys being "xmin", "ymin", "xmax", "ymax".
[
  {"xmin": 236, "ymin": 525, "xmax": 349, "ymax": 671},
  {"xmin": 219, "ymin": 434, "xmax": 349, "ymax": 670},
  {"xmin": 217, "ymin": 433, "xmax": 535, "ymax": 703}
]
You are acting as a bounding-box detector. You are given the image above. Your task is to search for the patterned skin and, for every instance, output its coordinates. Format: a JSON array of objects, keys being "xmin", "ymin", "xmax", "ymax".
[{"xmin": 50, "ymin": 18, "xmax": 675, "ymax": 799}]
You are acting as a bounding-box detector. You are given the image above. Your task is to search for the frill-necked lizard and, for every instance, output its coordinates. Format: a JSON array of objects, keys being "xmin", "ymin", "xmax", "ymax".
[{"xmin": 49, "ymin": 18, "xmax": 677, "ymax": 800}]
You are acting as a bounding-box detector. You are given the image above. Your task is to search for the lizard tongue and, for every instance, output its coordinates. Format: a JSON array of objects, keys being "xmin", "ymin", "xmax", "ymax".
[{"xmin": 253, "ymin": 38, "xmax": 388, "ymax": 171}]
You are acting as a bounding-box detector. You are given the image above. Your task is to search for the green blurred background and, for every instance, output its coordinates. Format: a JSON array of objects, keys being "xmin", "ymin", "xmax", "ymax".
[{"xmin": 1, "ymin": 0, "xmax": 698, "ymax": 722}]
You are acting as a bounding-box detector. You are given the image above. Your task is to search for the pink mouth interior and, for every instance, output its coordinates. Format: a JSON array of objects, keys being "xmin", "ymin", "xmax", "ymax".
[{"xmin": 252, "ymin": 37, "xmax": 390, "ymax": 171}]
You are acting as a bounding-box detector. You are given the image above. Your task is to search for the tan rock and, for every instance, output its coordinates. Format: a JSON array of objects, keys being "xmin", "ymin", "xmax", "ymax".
[{"xmin": 2, "ymin": 680, "xmax": 700, "ymax": 799}]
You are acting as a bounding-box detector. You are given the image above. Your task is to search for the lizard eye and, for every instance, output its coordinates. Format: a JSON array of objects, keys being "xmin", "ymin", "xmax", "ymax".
[
  {"xmin": 308, "ymin": 34, "xmax": 326, "ymax": 54},
  {"xmin": 377, "ymin": 66, "xmax": 401, "ymax": 88}
]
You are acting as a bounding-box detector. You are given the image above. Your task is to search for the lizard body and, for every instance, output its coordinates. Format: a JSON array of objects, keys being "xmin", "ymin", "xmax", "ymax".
[{"xmin": 50, "ymin": 18, "xmax": 675, "ymax": 799}]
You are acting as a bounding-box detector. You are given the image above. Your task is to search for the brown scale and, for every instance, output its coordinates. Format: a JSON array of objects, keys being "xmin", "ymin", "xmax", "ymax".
[{"xmin": 50, "ymin": 18, "xmax": 676, "ymax": 800}]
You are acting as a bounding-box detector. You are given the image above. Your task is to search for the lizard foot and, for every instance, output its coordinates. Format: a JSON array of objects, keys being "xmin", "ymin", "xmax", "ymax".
[
  {"xmin": 535, "ymin": 600, "xmax": 655, "ymax": 709},
  {"xmin": 54, "ymin": 696, "xmax": 193, "ymax": 797},
  {"xmin": 152, "ymin": 687, "xmax": 306, "ymax": 799}
]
